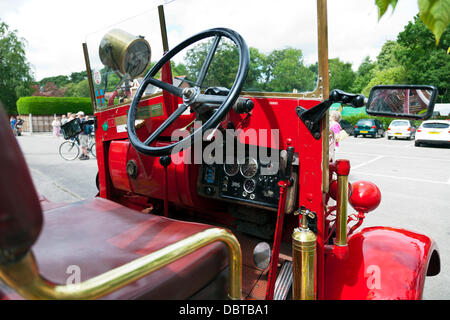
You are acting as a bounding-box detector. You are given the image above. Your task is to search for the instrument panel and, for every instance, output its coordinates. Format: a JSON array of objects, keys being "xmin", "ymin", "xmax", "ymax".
[{"xmin": 198, "ymin": 154, "xmax": 294, "ymax": 211}]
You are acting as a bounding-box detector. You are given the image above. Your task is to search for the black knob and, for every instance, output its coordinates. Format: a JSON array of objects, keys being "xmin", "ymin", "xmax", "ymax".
[
  {"xmin": 159, "ymin": 156, "xmax": 172, "ymax": 168},
  {"xmin": 233, "ymin": 98, "xmax": 254, "ymax": 114},
  {"xmin": 204, "ymin": 186, "xmax": 215, "ymax": 196},
  {"xmin": 352, "ymin": 95, "xmax": 366, "ymax": 108},
  {"xmin": 330, "ymin": 90, "xmax": 341, "ymax": 102}
]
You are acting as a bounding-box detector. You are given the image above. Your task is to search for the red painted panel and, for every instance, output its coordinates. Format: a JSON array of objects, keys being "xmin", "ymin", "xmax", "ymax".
[
  {"xmin": 228, "ymin": 97, "xmax": 321, "ymax": 151},
  {"xmin": 324, "ymin": 227, "xmax": 438, "ymax": 300},
  {"xmin": 108, "ymin": 140, "xmax": 132, "ymax": 192}
]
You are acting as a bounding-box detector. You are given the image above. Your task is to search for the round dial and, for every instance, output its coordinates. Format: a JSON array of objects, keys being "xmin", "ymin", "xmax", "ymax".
[
  {"xmin": 224, "ymin": 161, "xmax": 239, "ymax": 176},
  {"xmin": 240, "ymin": 157, "xmax": 258, "ymax": 178},
  {"xmin": 243, "ymin": 179, "xmax": 256, "ymax": 194}
]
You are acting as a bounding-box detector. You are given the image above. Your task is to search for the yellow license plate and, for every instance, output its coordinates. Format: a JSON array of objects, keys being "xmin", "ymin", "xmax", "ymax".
[
  {"xmin": 360, "ymin": 131, "xmax": 368, "ymax": 133},
  {"xmin": 394, "ymin": 133, "xmax": 402, "ymax": 135},
  {"xmin": 429, "ymin": 132, "xmax": 440, "ymax": 134}
]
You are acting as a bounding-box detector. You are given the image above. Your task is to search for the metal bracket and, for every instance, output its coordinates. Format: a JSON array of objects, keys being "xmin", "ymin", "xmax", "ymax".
[
  {"xmin": 296, "ymin": 89, "xmax": 366, "ymax": 140},
  {"xmin": 296, "ymin": 100, "xmax": 333, "ymax": 140}
]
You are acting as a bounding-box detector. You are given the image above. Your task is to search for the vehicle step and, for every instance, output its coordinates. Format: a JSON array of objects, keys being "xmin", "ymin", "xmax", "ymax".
[{"xmin": 273, "ymin": 260, "xmax": 293, "ymax": 300}]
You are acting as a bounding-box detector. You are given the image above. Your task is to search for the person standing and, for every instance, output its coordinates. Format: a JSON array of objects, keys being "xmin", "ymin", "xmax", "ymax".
[
  {"xmin": 77, "ymin": 111, "xmax": 90, "ymax": 160},
  {"xmin": 10, "ymin": 116, "xmax": 17, "ymax": 134},
  {"xmin": 329, "ymin": 110, "xmax": 343, "ymax": 152},
  {"xmin": 52, "ymin": 116, "xmax": 61, "ymax": 137},
  {"xmin": 61, "ymin": 115, "xmax": 68, "ymax": 125},
  {"xmin": 15, "ymin": 115, "xmax": 24, "ymax": 136}
]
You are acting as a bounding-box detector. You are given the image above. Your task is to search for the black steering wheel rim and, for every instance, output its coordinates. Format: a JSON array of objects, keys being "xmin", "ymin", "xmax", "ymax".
[{"xmin": 127, "ymin": 27, "xmax": 250, "ymax": 157}]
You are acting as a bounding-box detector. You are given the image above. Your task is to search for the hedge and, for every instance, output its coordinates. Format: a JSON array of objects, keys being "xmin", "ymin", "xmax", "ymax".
[{"xmin": 16, "ymin": 97, "xmax": 93, "ymax": 115}]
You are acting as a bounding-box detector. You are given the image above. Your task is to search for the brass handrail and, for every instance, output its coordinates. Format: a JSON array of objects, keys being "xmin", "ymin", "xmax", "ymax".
[{"xmin": 0, "ymin": 228, "xmax": 242, "ymax": 300}]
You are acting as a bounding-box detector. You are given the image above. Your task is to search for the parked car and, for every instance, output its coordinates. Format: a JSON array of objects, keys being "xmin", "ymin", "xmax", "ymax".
[
  {"xmin": 387, "ymin": 119, "xmax": 416, "ymax": 140},
  {"xmin": 415, "ymin": 120, "xmax": 450, "ymax": 147},
  {"xmin": 340, "ymin": 119, "xmax": 354, "ymax": 135},
  {"xmin": 354, "ymin": 119, "xmax": 385, "ymax": 138}
]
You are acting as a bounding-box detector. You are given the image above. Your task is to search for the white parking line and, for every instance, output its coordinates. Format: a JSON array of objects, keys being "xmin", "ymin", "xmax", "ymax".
[
  {"xmin": 350, "ymin": 155, "xmax": 384, "ymax": 170},
  {"xmin": 339, "ymin": 151, "xmax": 450, "ymax": 163},
  {"xmin": 353, "ymin": 171, "xmax": 450, "ymax": 185}
]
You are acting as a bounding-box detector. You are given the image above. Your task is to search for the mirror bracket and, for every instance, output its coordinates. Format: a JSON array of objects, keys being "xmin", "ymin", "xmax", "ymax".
[{"xmin": 296, "ymin": 89, "xmax": 365, "ymax": 140}]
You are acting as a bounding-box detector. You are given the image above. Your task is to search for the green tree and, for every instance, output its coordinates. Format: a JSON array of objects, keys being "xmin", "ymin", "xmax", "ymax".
[
  {"xmin": 362, "ymin": 65, "xmax": 407, "ymax": 96},
  {"xmin": 0, "ymin": 20, "xmax": 34, "ymax": 114},
  {"xmin": 170, "ymin": 61, "xmax": 187, "ymax": 77},
  {"xmin": 245, "ymin": 47, "xmax": 266, "ymax": 91},
  {"xmin": 351, "ymin": 56, "xmax": 377, "ymax": 93},
  {"xmin": 39, "ymin": 75, "xmax": 70, "ymax": 87},
  {"xmin": 263, "ymin": 48, "xmax": 316, "ymax": 92},
  {"xmin": 63, "ymin": 82, "xmax": 78, "ymax": 97},
  {"xmin": 396, "ymin": 15, "xmax": 450, "ymax": 101},
  {"xmin": 73, "ymin": 79, "xmax": 91, "ymax": 98},
  {"xmin": 69, "ymin": 71, "xmax": 87, "ymax": 83},
  {"xmin": 376, "ymin": 40, "xmax": 403, "ymax": 69},
  {"xmin": 184, "ymin": 39, "xmax": 240, "ymax": 89},
  {"xmin": 328, "ymin": 58, "xmax": 356, "ymax": 92}
]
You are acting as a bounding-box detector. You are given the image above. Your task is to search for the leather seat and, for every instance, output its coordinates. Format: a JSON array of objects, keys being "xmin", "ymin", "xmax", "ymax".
[
  {"xmin": 2, "ymin": 198, "xmax": 228, "ymax": 300},
  {"xmin": 0, "ymin": 105, "xmax": 228, "ymax": 300}
]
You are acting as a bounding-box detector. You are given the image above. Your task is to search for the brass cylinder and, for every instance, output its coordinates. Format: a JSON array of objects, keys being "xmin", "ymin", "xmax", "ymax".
[
  {"xmin": 335, "ymin": 174, "xmax": 349, "ymax": 246},
  {"xmin": 292, "ymin": 226, "xmax": 317, "ymax": 300}
]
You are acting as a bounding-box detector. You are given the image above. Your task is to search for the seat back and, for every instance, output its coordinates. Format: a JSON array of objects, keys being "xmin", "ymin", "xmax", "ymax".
[{"xmin": 0, "ymin": 104, "xmax": 42, "ymax": 265}]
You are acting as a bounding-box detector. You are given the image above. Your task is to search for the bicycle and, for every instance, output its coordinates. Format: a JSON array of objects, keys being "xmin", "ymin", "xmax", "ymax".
[{"xmin": 59, "ymin": 134, "xmax": 96, "ymax": 161}]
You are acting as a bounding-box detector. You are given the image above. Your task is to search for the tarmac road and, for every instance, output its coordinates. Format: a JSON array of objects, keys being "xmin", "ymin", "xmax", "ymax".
[
  {"xmin": 15, "ymin": 132, "xmax": 450, "ymax": 300},
  {"xmin": 16, "ymin": 133, "xmax": 98, "ymax": 203}
]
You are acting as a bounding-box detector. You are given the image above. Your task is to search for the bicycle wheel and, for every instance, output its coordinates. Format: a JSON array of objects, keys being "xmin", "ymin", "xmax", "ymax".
[
  {"xmin": 59, "ymin": 140, "xmax": 80, "ymax": 161},
  {"xmin": 89, "ymin": 142, "xmax": 96, "ymax": 158}
]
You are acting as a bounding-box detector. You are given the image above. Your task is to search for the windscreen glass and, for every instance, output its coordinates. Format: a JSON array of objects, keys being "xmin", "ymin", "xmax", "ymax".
[
  {"xmin": 85, "ymin": 0, "xmax": 319, "ymax": 111},
  {"xmin": 390, "ymin": 121, "xmax": 409, "ymax": 126},
  {"xmin": 422, "ymin": 123, "xmax": 449, "ymax": 129}
]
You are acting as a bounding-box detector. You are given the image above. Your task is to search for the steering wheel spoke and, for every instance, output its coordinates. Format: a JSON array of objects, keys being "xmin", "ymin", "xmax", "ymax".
[
  {"xmin": 194, "ymin": 93, "xmax": 227, "ymax": 105},
  {"xmin": 127, "ymin": 28, "xmax": 249, "ymax": 156},
  {"xmin": 196, "ymin": 35, "xmax": 222, "ymax": 88},
  {"xmin": 146, "ymin": 77, "xmax": 184, "ymax": 98},
  {"xmin": 143, "ymin": 104, "xmax": 189, "ymax": 146}
]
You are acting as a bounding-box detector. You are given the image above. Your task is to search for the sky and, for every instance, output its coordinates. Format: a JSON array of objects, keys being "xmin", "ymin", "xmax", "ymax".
[{"xmin": 0, "ymin": 0, "xmax": 420, "ymax": 81}]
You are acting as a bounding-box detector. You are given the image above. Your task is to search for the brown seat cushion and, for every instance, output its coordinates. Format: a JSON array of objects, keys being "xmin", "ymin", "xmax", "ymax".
[{"xmin": 1, "ymin": 197, "xmax": 228, "ymax": 300}]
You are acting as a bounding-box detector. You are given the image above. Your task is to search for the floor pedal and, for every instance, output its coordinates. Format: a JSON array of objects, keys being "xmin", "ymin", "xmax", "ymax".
[{"xmin": 273, "ymin": 260, "xmax": 293, "ymax": 300}]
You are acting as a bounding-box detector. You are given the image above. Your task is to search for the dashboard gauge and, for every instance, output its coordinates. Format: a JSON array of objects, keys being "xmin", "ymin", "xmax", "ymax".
[
  {"xmin": 243, "ymin": 179, "xmax": 257, "ymax": 194},
  {"xmin": 260, "ymin": 160, "xmax": 279, "ymax": 176},
  {"xmin": 224, "ymin": 161, "xmax": 239, "ymax": 177},
  {"xmin": 240, "ymin": 157, "xmax": 258, "ymax": 178}
]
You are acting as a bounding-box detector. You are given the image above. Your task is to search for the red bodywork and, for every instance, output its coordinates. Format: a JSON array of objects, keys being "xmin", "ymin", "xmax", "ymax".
[
  {"xmin": 325, "ymin": 227, "xmax": 440, "ymax": 300},
  {"xmin": 91, "ymin": 86, "xmax": 440, "ymax": 299}
]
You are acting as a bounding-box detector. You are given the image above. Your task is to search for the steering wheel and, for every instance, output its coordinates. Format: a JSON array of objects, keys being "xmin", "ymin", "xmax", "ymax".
[{"xmin": 127, "ymin": 28, "xmax": 250, "ymax": 157}]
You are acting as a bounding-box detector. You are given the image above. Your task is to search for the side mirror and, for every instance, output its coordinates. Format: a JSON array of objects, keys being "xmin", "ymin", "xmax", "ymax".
[{"xmin": 366, "ymin": 85, "xmax": 438, "ymax": 120}]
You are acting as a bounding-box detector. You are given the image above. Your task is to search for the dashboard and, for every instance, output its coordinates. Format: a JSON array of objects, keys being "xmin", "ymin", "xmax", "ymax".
[{"xmin": 197, "ymin": 151, "xmax": 298, "ymax": 212}]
